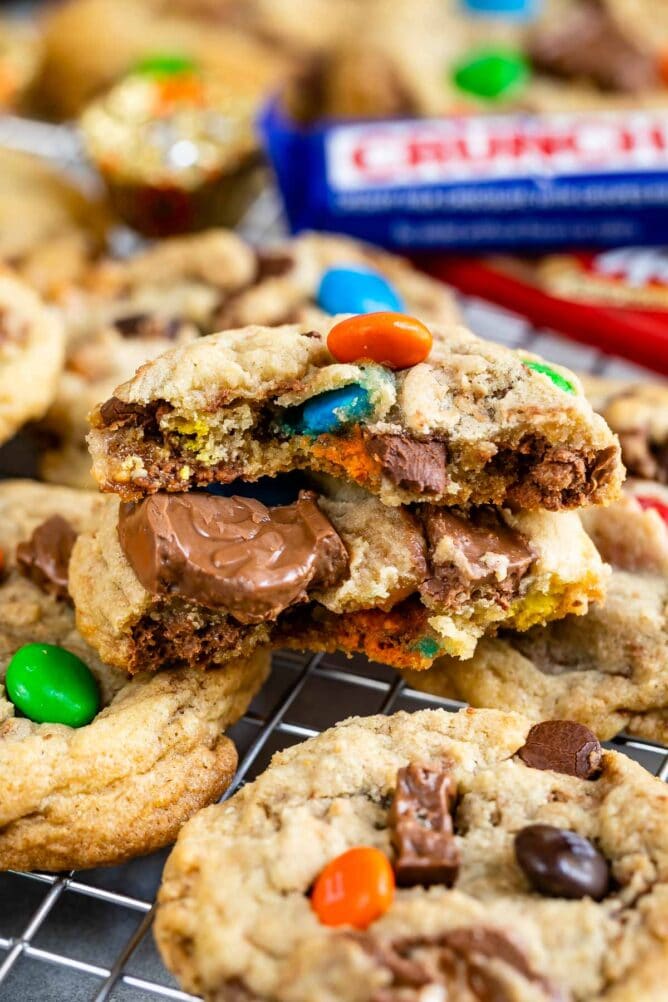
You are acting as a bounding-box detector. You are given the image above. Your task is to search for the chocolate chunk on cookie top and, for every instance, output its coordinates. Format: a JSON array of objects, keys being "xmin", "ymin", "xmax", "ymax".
[
  {"xmin": 155, "ymin": 708, "xmax": 668, "ymax": 1002},
  {"xmin": 389, "ymin": 762, "xmax": 460, "ymax": 887},
  {"xmin": 118, "ymin": 491, "xmax": 348, "ymax": 622},
  {"xmin": 518, "ymin": 721, "xmax": 602, "ymax": 778},
  {"xmin": 87, "ymin": 319, "xmax": 622, "ymax": 510}
]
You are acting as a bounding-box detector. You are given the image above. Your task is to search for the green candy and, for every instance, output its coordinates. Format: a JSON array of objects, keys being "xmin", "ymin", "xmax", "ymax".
[
  {"xmin": 452, "ymin": 48, "xmax": 529, "ymax": 100},
  {"xmin": 523, "ymin": 360, "xmax": 576, "ymax": 394},
  {"xmin": 5, "ymin": 643, "xmax": 100, "ymax": 728},
  {"xmin": 133, "ymin": 53, "xmax": 199, "ymax": 79}
]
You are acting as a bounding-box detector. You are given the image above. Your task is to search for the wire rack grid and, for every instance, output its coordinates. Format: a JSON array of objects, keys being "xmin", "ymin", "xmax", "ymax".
[{"xmin": 1, "ymin": 124, "xmax": 668, "ymax": 1002}]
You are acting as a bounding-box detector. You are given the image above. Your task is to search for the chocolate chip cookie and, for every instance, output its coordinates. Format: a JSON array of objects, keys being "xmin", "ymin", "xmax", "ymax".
[
  {"xmin": 0, "ymin": 271, "xmax": 65, "ymax": 447},
  {"xmin": 40, "ymin": 230, "xmax": 458, "ymax": 489},
  {"xmin": 155, "ymin": 707, "xmax": 668, "ymax": 1001},
  {"xmin": 581, "ymin": 376, "xmax": 668, "ymax": 485},
  {"xmin": 69, "ymin": 475, "xmax": 605, "ymax": 672},
  {"xmin": 86, "ymin": 319, "xmax": 622, "ymax": 510},
  {"xmin": 0, "ymin": 480, "xmax": 269, "ymax": 871},
  {"xmin": 404, "ymin": 479, "xmax": 668, "ymax": 742}
]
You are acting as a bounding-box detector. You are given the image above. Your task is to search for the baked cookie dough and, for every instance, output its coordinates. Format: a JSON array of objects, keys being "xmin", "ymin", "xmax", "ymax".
[
  {"xmin": 86, "ymin": 320, "xmax": 622, "ymax": 510},
  {"xmin": 0, "ymin": 149, "xmax": 109, "ymax": 300},
  {"xmin": 581, "ymin": 376, "xmax": 668, "ymax": 486},
  {"xmin": 41, "ymin": 230, "xmax": 459, "ymax": 489},
  {"xmin": 0, "ymin": 271, "xmax": 65, "ymax": 447},
  {"xmin": 155, "ymin": 707, "xmax": 668, "ymax": 1002},
  {"xmin": 70, "ymin": 475, "xmax": 605, "ymax": 671},
  {"xmin": 0, "ymin": 480, "xmax": 268, "ymax": 872},
  {"xmin": 404, "ymin": 479, "xmax": 668, "ymax": 742}
]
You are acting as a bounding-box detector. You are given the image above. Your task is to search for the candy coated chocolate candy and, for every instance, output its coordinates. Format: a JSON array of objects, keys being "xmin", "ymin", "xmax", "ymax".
[
  {"xmin": 453, "ymin": 48, "xmax": 529, "ymax": 100},
  {"xmin": 327, "ymin": 312, "xmax": 432, "ymax": 369},
  {"xmin": 6, "ymin": 643, "xmax": 100, "ymax": 728},
  {"xmin": 316, "ymin": 266, "xmax": 404, "ymax": 316},
  {"xmin": 311, "ymin": 847, "xmax": 395, "ymax": 928},
  {"xmin": 523, "ymin": 360, "xmax": 575, "ymax": 394},
  {"xmin": 298, "ymin": 384, "xmax": 372, "ymax": 435},
  {"xmin": 134, "ymin": 53, "xmax": 199, "ymax": 78},
  {"xmin": 515, "ymin": 825, "xmax": 609, "ymax": 900},
  {"xmin": 636, "ymin": 495, "xmax": 668, "ymax": 526},
  {"xmin": 460, "ymin": 0, "xmax": 541, "ymax": 18},
  {"xmin": 518, "ymin": 720, "xmax": 602, "ymax": 778}
]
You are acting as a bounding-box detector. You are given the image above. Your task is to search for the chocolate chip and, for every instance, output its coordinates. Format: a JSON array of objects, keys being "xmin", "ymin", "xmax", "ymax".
[
  {"xmin": 518, "ymin": 720, "xmax": 602, "ymax": 778},
  {"xmin": 113, "ymin": 314, "xmax": 183, "ymax": 340},
  {"xmin": 367, "ymin": 434, "xmax": 448, "ymax": 495},
  {"xmin": 515, "ymin": 825, "xmax": 609, "ymax": 900},
  {"xmin": 16, "ymin": 515, "xmax": 77, "ymax": 601},
  {"xmin": 389, "ymin": 762, "xmax": 460, "ymax": 887}
]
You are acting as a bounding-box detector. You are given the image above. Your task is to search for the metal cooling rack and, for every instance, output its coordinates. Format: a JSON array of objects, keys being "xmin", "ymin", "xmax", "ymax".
[{"xmin": 1, "ymin": 120, "xmax": 668, "ymax": 1002}]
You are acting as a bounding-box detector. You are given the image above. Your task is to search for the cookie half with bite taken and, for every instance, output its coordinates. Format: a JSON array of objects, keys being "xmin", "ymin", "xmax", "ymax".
[
  {"xmin": 69, "ymin": 476, "xmax": 606, "ymax": 672},
  {"xmin": 403, "ymin": 479, "xmax": 668, "ymax": 742},
  {"xmin": 0, "ymin": 480, "xmax": 268, "ymax": 872},
  {"xmin": 155, "ymin": 707, "xmax": 668, "ymax": 1002},
  {"xmin": 87, "ymin": 319, "xmax": 623, "ymax": 510},
  {"xmin": 41, "ymin": 229, "xmax": 458, "ymax": 489}
]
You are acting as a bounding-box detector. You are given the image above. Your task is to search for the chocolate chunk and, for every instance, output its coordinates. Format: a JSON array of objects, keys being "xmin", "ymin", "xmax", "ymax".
[
  {"xmin": 117, "ymin": 490, "xmax": 349, "ymax": 624},
  {"xmin": 518, "ymin": 720, "xmax": 602, "ymax": 779},
  {"xmin": 529, "ymin": 0, "xmax": 658, "ymax": 93},
  {"xmin": 420, "ymin": 506, "xmax": 534, "ymax": 610},
  {"xmin": 113, "ymin": 313, "xmax": 183, "ymax": 340},
  {"xmin": 254, "ymin": 250, "xmax": 294, "ymax": 281},
  {"xmin": 367, "ymin": 434, "xmax": 447, "ymax": 495},
  {"xmin": 98, "ymin": 397, "xmax": 151, "ymax": 428},
  {"xmin": 389, "ymin": 762, "xmax": 460, "ymax": 887},
  {"xmin": 618, "ymin": 430, "xmax": 666, "ymax": 483},
  {"xmin": 16, "ymin": 515, "xmax": 77, "ymax": 601},
  {"xmin": 360, "ymin": 925, "xmax": 566, "ymax": 1002},
  {"xmin": 515, "ymin": 825, "xmax": 610, "ymax": 901}
]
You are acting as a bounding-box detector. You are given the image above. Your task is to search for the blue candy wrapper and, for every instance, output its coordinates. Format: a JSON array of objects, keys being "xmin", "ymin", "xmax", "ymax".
[{"xmin": 259, "ymin": 98, "xmax": 668, "ymax": 253}]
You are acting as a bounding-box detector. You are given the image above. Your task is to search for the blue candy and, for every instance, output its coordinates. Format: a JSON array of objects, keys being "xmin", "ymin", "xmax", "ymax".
[
  {"xmin": 459, "ymin": 0, "xmax": 541, "ymax": 18},
  {"xmin": 316, "ymin": 266, "xmax": 404, "ymax": 316},
  {"xmin": 298, "ymin": 384, "xmax": 372, "ymax": 436}
]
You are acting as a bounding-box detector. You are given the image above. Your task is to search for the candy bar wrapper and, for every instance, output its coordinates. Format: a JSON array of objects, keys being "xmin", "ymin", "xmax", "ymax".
[
  {"xmin": 429, "ymin": 249, "xmax": 668, "ymax": 375},
  {"xmin": 260, "ymin": 98, "xmax": 668, "ymax": 253}
]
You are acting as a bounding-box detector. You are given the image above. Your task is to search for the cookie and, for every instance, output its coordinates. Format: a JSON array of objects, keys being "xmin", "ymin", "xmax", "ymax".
[
  {"xmin": 0, "ymin": 480, "xmax": 269, "ymax": 871},
  {"xmin": 154, "ymin": 706, "xmax": 668, "ymax": 1002},
  {"xmin": 69, "ymin": 474, "xmax": 605, "ymax": 672},
  {"xmin": 0, "ymin": 148, "xmax": 109, "ymax": 299},
  {"xmin": 0, "ymin": 271, "xmax": 65, "ymax": 447},
  {"xmin": 403, "ymin": 479, "xmax": 668, "ymax": 742},
  {"xmin": 0, "ymin": 20, "xmax": 41, "ymax": 113},
  {"xmin": 40, "ymin": 229, "xmax": 459, "ymax": 489},
  {"xmin": 581, "ymin": 375, "xmax": 668, "ymax": 485},
  {"xmin": 86, "ymin": 318, "xmax": 622, "ymax": 510}
]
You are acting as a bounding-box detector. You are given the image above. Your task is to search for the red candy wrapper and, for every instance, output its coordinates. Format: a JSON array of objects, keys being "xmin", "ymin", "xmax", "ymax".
[{"xmin": 427, "ymin": 248, "xmax": 668, "ymax": 375}]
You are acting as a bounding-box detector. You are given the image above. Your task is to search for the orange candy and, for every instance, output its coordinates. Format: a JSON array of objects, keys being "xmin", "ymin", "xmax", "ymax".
[
  {"xmin": 311, "ymin": 846, "xmax": 395, "ymax": 929},
  {"xmin": 327, "ymin": 312, "xmax": 433, "ymax": 370}
]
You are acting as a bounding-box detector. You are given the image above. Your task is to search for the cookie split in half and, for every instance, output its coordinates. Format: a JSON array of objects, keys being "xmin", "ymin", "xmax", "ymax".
[
  {"xmin": 87, "ymin": 320, "xmax": 622, "ymax": 510},
  {"xmin": 155, "ymin": 707, "xmax": 668, "ymax": 1002},
  {"xmin": 69, "ymin": 476, "xmax": 606, "ymax": 672},
  {"xmin": 0, "ymin": 480, "xmax": 268, "ymax": 872}
]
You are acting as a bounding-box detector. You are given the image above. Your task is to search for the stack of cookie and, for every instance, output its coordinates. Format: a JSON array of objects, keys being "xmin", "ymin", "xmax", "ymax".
[{"xmin": 68, "ymin": 296, "xmax": 622, "ymax": 675}]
